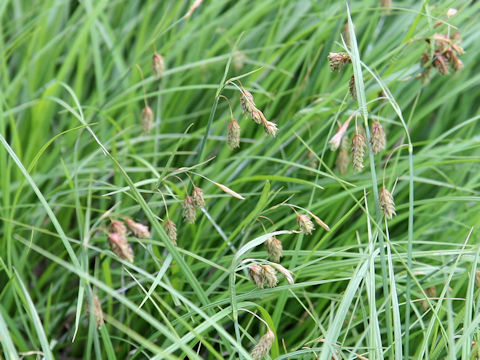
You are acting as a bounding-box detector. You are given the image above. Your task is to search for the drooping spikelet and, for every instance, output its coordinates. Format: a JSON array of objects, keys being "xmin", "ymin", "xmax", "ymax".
[
  {"xmin": 152, "ymin": 53, "xmax": 165, "ymax": 78},
  {"xmin": 370, "ymin": 121, "xmax": 386, "ymax": 154},
  {"xmin": 164, "ymin": 219, "xmax": 177, "ymax": 245},
  {"xmin": 263, "ymin": 120, "xmax": 279, "ymax": 137},
  {"xmin": 251, "ymin": 329, "xmax": 275, "ymax": 360},
  {"xmin": 351, "ymin": 133, "xmax": 366, "ymax": 172},
  {"xmin": 125, "ymin": 217, "xmax": 150, "ymax": 238},
  {"xmin": 297, "ymin": 214, "xmax": 314, "ymax": 235},
  {"xmin": 433, "ymin": 54, "xmax": 449, "ymax": 75},
  {"xmin": 349, "ymin": 75, "xmax": 357, "ymax": 100},
  {"xmin": 251, "ymin": 108, "xmax": 266, "ymax": 125},
  {"xmin": 192, "ymin": 187, "xmax": 205, "ymax": 208},
  {"xmin": 108, "ymin": 232, "xmax": 134, "ymax": 263},
  {"xmin": 261, "ymin": 265, "xmax": 278, "ymax": 288},
  {"xmin": 379, "ymin": 187, "xmax": 396, "ymax": 219},
  {"xmin": 271, "ymin": 263, "xmax": 294, "ymax": 285},
  {"xmin": 110, "ymin": 220, "xmax": 127, "ymax": 235},
  {"xmin": 141, "ymin": 105, "xmax": 154, "ymax": 134},
  {"xmin": 240, "ymin": 88, "xmax": 256, "ymax": 117},
  {"xmin": 183, "ymin": 195, "xmax": 197, "ymax": 224},
  {"xmin": 227, "ymin": 119, "xmax": 240, "ymax": 148},
  {"xmin": 328, "ymin": 52, "xmax": 351, "ymax": 72},
  {"xmin": 249, "ymin": 264, "xmax": 265, "ymax": 288},
  {"xmin": 265, "ymin": 237, "xmax": 283, "ymax": 263}
]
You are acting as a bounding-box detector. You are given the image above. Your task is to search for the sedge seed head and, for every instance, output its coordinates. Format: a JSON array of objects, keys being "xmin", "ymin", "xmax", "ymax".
[
  {"xmin": 371, "ymin": 121, "xmax": 386, "ymax": 154},
  {"xmin": 164, "ymin": 220, "xmax": 177, "ymax": 245},
  {"xmin": 251, "ymin": 329, "xmax": 275, "ymax": 360},
  {"xmin": 251, "ymin": 108, "xmax": 266, "ymax": 125},
  {"xmin": 271, "ymin": 263, "xmax": 294, "ymax": 284},
  {"xmin": 328, "ymin": 52, "xmax": 351, "ymax": 72},
  {"xmin": 227, "ymin": 119, "xmax": 241, "ymax": 148},
  {"xmin": 261, "ymin": 265, "xmax": 278, "ymax": 288},
  {"xmin": 240, "ymin": 88, "xmax": 256, "ymax": 116},
  {"xmin": 351, "ymin": 133, "xmax": 366, "ymax": 172},
  {"xmin": 263, "ymin": 120, "xmax": 279, "ymax": 137},
  {"xmin": 297, "ymin": 214, "xmax": 314, "ymax": 235},
  {"xmin": 249, "ymin": 264, "xmax": 265, "ymax": 289},
  {"xmin": 380, "ymin": 187, "xmax": 396, "ymax": 219},
  {"xmin": 125, "ymin": 217, "xmax": 150, "ymax": 238},
  {"xmin": 110, "ymin": 220, "xmax": 127, "ymax": 235},
  {"xmin": 108, "ymin": 232, "xmax": 134, "ymax": 263},
  {"xmin": 192, "ymin": 187, "xmax": 205, "ymax": 209},
  {"xmin": 141, "ymin": 106, "xmax": 154, "ymax": 134},
  {"xmin": 183, "ymin": 195, "xmax": 197, "ymax": 224},
  {"xmin": 265, "ymin": 237, "xmax": 283, "ymax": 263},
  {"xmin": 152, "ymin": 53, "xmax": 165, "ymax": 78}
]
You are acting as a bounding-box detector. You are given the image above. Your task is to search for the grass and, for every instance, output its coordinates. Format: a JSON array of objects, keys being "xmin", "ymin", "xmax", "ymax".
[{"xmin": 1, "ymin": 0, "xmax": 480, "ymax": 359}]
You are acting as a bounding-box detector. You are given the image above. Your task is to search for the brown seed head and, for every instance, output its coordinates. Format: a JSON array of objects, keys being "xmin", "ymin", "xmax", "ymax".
[
  {"xmin": 433, "ymin": 54, "xmax": 449, "ymax": 75},
  {"xmin": 164, "ymin": 219, "xmax": 177, "ymax": 245},
  {"xmin": 108, "ymin": 232, "xmax": 134, "ymax": 263},
  {"xmin": 251, "ymin": 108, "xmax": 266, "ymax": 125},
  {"xmin": 110, "ymin": 220, "xmax": 127, "ymax": 235},
  {"xmin": 380, "ymin": 187, "xmax": 396, "ymax": 219},
  {"xmin": 265, "ymin": 237, "xmax": 283, "ymax": 262},
  {"xmin": 328, "ymin": 52, "xmax": 351, "ymax": 72},
  {"xmin": 297, "ymin": 214, "xmax": 314, "ymax": 235},
  {"xmin": 263, "ymin": 120, "xmax": 279, "ymax": 137},
  {"xmin": 261, "ymin": 265, "xmax": 278, "ymax": 288},
  {"xmin": 240, "ymin": 88, "xmax": 256, "ymax": 116},
  {"xmin": 152, "ymin": 53, "xmax": 165, "ymax": 78},
  {"xmin": 192, "ymin": 187, "xmax": 205, "ymax": 208},
  {"xmin": 141, "ymin": 106, "xmax": 154, "ymax": 134},
  {"xmin": 251, "ymin": 329, "xmax": 275, "ymax": 360},
  {"xmin": 349, "ymin": 75, "xmax": 357, "ymax": 100},
  {"xmin": 92, "ymin": 294, "xmax": 103, "ymax": 329},
  {"xmin": 370, "ymin": 121, "xmax": 386, "ymax": 154},
  {"xmin": 351, "ymin": 133, "xmax": 366, "ymax": 172},
  {"xmin": 249, "ymin": 264, "xmax": 265, "ymax": 288},
  {"xmin": 125, "ymin": 217, "xmax": 150, "ymax": 238},
  {"xmin": 227, "ymin": 119, "xmax": 241, "ymax": 148},
  {"xmin": 183, "ymin": 195, "xmax": 197, "ymax": 224}
]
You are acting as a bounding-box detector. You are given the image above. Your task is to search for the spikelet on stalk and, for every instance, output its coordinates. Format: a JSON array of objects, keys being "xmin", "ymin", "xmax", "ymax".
[
  {"xmin": 108, "ymin": 232, "xmax": 134, "ymax": 263},
  {"xmin": 125, "ymin": 217, "xmax": 150, "ymax": 238},
  {"xmin": 370, "ymin": 121, "xmax": 386, "ymax": 154},
  {"xmin": 261, "ymin": 265, "xmax": 278, "ymax": 288},
  {"xmin": 227, "ymin": 119, "xmax": 240, "ymax": 148},
  {"xmin": 327, "ymin": 52, "xmax": 351, "ymax": 72},
  {"xmin": 152, "ymin": 53, "xmax": 165, "ymax": 78},
  {"xmin": 192, "ymin": 186, "xmax": 205, "ymax": 208},
  {"xmin": 110, "ymin": 220, "xmax": 127, "ymax": 235},
  {"xmin": 141, "ymin": 105, "xmax": 154, "ymax": 134},
  {"xmin": 297, "ymin": 214, "xmax": 314, "ymax": 235},
  {"xmin": 249, "ymin": 264, "xmax": 265, "ymax": 288},
  {"xmin": 379, "ymin": 187, "xmax": 396, "ymax": 219},
  {"xmin": 271, "ymin": 263, "xmax": 294, "ymax": 284},
  {"xmin": 164, "ymin": 219, "xmax": 177, "ymax": 245},
  {"xmin": 183, "ymin": 195, "xmax": 197, "ymax": 224},
  {"xmin": 351, "ymin": 133, "xmax": 366, "ymax": 172},
  {"xmin": 251, "ymin": 329, "xmax": 275, "ymax": 360},
  {"xmin": 240, "ymin": 87, "xmax": 279, "ymax": 136},
  {"xmin": 265, "ymin": 237, "xmax": 283, "ymax": 262}
]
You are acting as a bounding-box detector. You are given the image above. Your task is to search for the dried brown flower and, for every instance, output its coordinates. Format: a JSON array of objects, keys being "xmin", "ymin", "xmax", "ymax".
[
  {"xmin": 263, "ymin": 120, "xmax": 279, "ymax": 137},
  {"xmin": 297, "ymin": 214, "xmax": 314, "ymax": 235},
  {"xmin": 271, "ymin": 263, "xmax": 294, "ymax": 285},
  {"xmin": 125, "ymin": 217, "xmax": 150, "ymax": 238},
  {"xmin": 433, "ymin": 54, "xmax": 449, "ymax": 75},
  {"xmin": 328, "ymin": 52, "xmax": 351, "ymax": 72},
  {"xmin": 265, "ymin": 237, "xmax": 283, "ymax": 262},
  {"xmin": 164, "ymin": 219, "xmax": 177, "ymax": 245},
  {"xmin": 227, "ymin": 119, "xmax": 240, "ymax": 148},
  {"xmin": 379, "ymin": 187, "xmax": 396, "ymax": 219},
  {"xmin": 183, "ymin": 195, "xmax": 197, "ymax": 224},
  {"xmin": 108, "ymin": 232, "xmax": 134, "ymax": 263},
  {"xmin": 351, "ymin": 133, "xmax": 366, "ymax": 172},
  {"xmin": 370, "ymin": 121, "xmax": 386, "ymax": 154},
  {"xmin": 251, "ymin": 329, "xmax": 275, "ymax": 360},
  {"xmin": 240, "ymin": 88, "xmax": 256, "ymax": 117},
  {"xmin": 192, "ymin": 187, "xmax": 205, "ymax": 208}
]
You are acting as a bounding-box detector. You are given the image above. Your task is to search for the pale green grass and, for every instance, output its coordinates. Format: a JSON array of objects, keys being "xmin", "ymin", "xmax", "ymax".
[{"xmin": 1, "ymin": 0, "xmax": 480, "ymax": 359}]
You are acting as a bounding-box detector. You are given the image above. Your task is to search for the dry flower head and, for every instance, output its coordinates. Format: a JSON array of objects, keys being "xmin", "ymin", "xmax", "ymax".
[
  {"xmin": 164, "ymin": 219, "xmax": 177, "ymax": 245},
  {"xmin": 380, "ymin": 187, "xmax": 396, "ymax": 219},
  {"xmin": 297, "ymin": 214, "xmax": 314, "ymax": 235},
  {"xmin": 125, "ymin": 217, "xmax": 150, "ymax": 238},
  {"xmin": 351, "ymin": 133, "xmax": 366, "ymax": 172},
  {"xmin": 227, "ymin": 119, "xmax": 240, "ymax": 148},
  {"xmin": 108, "ymin": 232, "xmax": 134, "ymax": 263},
  {"xmin": 265, "ymin": 237, "xmax": 283, "ymax": 263},
  {"xmin": 251, "ymin": 329, "xmax": 275, "ymax": 360},
  {"xmin": 183, "ymin": 195, "xmax": 197, "ymax": 224},
  {"xmin": 328, "ymin": 52, "xmax": 351, "ymax": 72},
  {"xmin": 370, "ymin": 121, "xmax": 386, "ymax": 154}
]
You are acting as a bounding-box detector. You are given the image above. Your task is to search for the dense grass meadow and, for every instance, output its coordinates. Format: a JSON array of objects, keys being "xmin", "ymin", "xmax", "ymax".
[{"xmin": 1, "ymin": 0, "xmax": 480, "ymax": 358}]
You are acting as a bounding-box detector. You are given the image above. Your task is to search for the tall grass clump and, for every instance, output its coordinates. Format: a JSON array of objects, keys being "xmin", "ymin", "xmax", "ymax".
[{"xmin": 1, "ymin": 0, "xmax": 480, "ymax": 359}]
